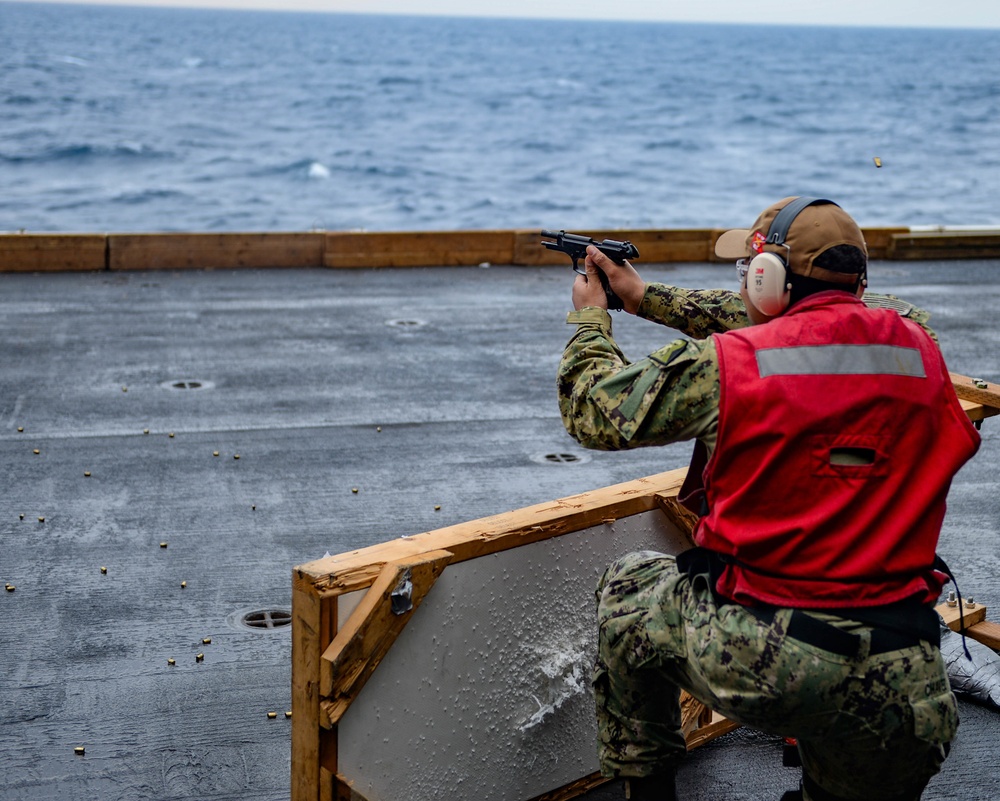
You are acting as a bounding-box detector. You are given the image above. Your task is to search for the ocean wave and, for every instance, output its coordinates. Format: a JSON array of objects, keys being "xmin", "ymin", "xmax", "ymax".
[
  {"xmin": 643, "ymin": 138, "xmax": 705, "ymax": 152},
  {"xmin": 247, "ymin": 159, "xmax": 346, "ymax": 179},
  {"xmin": 378, "ymin": 75, "xmax": 423, "ymax": 86},
  {"xmin": 0, "ymin": 142, "xmax": 172, "ymax": 165},
  {"xmin": 111, "ymin": 189, "xmax": 191, "ymax": 205},
  {"xmin": 54, "ymin": 55, "xmax": 90, "ymax": 67},
  {"xmin": 308, "ymin": 162, "xmax": 331, "ymax": 179}
]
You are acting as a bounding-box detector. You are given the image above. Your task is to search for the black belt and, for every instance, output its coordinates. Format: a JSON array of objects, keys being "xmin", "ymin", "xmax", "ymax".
[
  {"xmin": 747, "ymin": 605, "xmax": 931, "ymax": 658},
  {"xmin": 676, "ymin": 547, "xmax": 942, "ymax": 656}
]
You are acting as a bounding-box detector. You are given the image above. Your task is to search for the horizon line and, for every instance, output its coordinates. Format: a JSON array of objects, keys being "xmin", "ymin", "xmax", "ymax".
[{"xmin": 6, "ymin": 0, "xmax": 1000, "ymax": 31}]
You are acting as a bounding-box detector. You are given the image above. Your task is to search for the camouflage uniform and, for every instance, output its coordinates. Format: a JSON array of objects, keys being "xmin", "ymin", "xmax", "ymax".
[{"xmin": 559, "ymin": 284, "xmax": 954, "ymax": 801}]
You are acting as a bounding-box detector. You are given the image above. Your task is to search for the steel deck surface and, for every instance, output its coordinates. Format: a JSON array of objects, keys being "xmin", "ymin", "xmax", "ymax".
[{"xmin": 1, "ymin": 261, "xmax": 998, "ymax": 801}]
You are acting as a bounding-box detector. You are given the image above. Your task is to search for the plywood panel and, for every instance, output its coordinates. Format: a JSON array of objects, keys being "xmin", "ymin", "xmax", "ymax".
[{"xmin": 333, "ymin": 509, "xmax": 692, "ymax": 801}]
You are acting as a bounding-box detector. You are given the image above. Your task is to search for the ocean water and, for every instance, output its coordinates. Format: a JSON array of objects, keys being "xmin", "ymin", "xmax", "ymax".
[{"xmin": 2, "ymin": 2, "xmax": 1000, "ymax": 233}]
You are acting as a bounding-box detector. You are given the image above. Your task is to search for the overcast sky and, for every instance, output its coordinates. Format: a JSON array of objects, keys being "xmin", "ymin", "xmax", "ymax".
[{"xmin": 16, "ymin": 0, "xmax": 1000, "ymax": 28}]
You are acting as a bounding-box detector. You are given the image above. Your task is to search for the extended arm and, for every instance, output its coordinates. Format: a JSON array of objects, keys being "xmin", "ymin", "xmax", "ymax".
[{"xmin": 558, "ymin": 308, "xmax": 720, "ymax": 451}]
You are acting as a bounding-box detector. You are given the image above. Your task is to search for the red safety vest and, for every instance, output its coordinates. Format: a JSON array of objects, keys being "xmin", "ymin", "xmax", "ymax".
[{"xmin": 689, "ymin": 292, "xmax": 980, "ymax": 608}]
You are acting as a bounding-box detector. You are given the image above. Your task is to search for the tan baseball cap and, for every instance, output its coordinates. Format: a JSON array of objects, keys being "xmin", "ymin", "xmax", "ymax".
[{"xmin": 715, "ymin": 197, "xmax": 867, "ymax": 284}]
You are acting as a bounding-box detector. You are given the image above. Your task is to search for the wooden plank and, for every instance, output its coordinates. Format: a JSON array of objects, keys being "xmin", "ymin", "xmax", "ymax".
[
  {"xmin": 684, "ymin": 713, "xmax": 742, "ymax": 751},
  {"xmin": 966, "ymin": 621, "xmax": 1000, "ymax": 650},
  {"xmin": 654, "ymin": 494, "xmax": 700, "ymax": 544},
  {"xmin": 325, "ymin": 230, "xmax": 516, "ymax": 268},
  {"xmin": 935, "ymin": 601, "xmax": 999, "ymax": 649},
  {"xmin": 951, "ymin": 373, "xmax": 1000, "ymax": 411},
  {"xmin": 320, "ymin": 550, "xmax": 453, "ymax": 725},
  {"xmin": 861, "ymin": 227, "xmax": 910, "ymax": 260},
  {"xmin": 292, "ymin": 575, "xmax": 326, "ymax": 801},
  {"xmin": 109, "ymin": 233, "xmax": 325, "ymax": 271},
  {"xmin": 0, "ymin": 234, "xmax": 106, "ymax": 272},
  {"xmin": 888, "ymin": 230, "xmax": 1000, "ymax": 260},
  {"xmin": 935, "ymin": 599, "xmax": 987, "ymax": 631},
  {"xmin": 961, "ymin": 399, "xmax": 997, "ymax": 424},
  {"xmin": 334, "ymin": 774, "xmax": 372, "ymax": 801},
  {"xmin": 297, "ymin": 468, "xmax": 688, "ymax": 597}
]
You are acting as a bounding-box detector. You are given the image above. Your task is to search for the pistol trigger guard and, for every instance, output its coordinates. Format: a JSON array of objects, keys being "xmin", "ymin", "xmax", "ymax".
[{"xmin": 572, "ymin": 257, "xmax": 585, "ymax": 276}]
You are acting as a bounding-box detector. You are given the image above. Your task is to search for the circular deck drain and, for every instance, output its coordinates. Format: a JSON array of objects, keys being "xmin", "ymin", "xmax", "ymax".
[
  {"xmin": 240, "ymin": 609, "xmax": 292, "ymax": 630},
  {"xmin": 385, "ymin": 318, "xmax": 427, "ymax": 329},
  {"xmin": 530, "ymin": 452, "xmax": 592, "ymax": 466}
]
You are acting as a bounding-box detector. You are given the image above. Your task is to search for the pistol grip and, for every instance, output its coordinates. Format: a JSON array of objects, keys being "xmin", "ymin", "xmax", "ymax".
[{"xmin": 596, "ymin": 269, "xmax": 624, "ymax": 312}]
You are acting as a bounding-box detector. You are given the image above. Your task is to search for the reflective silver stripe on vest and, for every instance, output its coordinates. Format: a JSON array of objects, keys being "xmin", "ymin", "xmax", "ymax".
[{"xmin": 755, "ymin": 344, "xmax": 926, "ymax": 378}]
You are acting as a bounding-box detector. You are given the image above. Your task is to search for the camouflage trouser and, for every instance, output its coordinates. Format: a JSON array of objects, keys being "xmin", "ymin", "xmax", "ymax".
[{"xmin": 595, "ymin": 551, "xmax": 957, "ymax": 801}]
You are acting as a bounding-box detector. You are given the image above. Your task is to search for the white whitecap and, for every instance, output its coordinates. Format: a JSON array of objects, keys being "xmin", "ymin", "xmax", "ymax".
[
  {"xmin": 308, "ymin": 161, "xmax": 331, "ymax": 179},
  {"xmin": 183, "ymin": 57, "xmax": 203, "ymax": 69}
]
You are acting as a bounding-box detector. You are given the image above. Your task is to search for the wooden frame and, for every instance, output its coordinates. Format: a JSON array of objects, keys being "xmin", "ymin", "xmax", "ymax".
[
  {"xmin": 8, "ymin": 227, "xmax": 1000, "ymax": 272},
  {"xmin": 291, "ymin": 377, "xmax": 999, "ymax": 801}
]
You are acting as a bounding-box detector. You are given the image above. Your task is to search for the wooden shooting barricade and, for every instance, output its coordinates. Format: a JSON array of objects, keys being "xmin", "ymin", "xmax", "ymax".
[{"xmin": 292, "ymin": 375, "xmax": 1000, "ymax": 801}]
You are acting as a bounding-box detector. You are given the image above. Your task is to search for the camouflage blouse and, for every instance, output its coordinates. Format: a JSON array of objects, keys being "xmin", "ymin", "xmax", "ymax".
[{"xmin": 557, "ymin": 284, "xmax": 934, "ymax": 454}]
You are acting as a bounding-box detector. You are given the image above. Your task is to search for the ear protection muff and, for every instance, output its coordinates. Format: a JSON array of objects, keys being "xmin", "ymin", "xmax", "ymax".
[
  {"xmin": 743, "ymin": 196, "xmax": 829, "ymax": 317},
  {"xmin": 745, "ymin": 251, "xmax": 793, "ymax": 316}
]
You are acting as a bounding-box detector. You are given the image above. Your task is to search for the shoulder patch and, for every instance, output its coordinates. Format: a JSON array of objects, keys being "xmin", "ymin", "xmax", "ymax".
[{"xmin": 649, "ymin": 339, "xmax": 696, "ymax": 368}]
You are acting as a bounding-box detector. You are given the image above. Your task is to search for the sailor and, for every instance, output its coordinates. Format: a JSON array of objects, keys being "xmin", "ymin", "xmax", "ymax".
[{"xmin": 557, "ymin": 197, "xmax": 981, "ymax": 801}]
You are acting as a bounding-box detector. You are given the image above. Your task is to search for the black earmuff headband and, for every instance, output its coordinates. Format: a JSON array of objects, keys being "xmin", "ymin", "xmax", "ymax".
[{"xmin": 765, "ymin": 196, "xmax": 832, "ymax": 247}]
